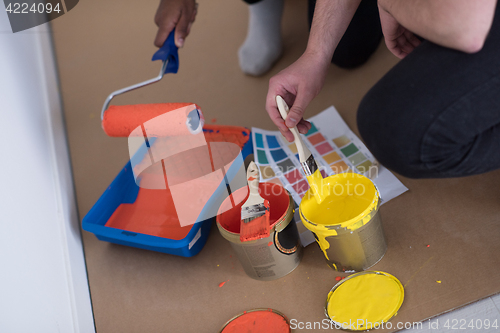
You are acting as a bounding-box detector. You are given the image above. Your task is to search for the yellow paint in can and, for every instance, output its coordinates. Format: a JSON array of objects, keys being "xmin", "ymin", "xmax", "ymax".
[
  {"xmin": 301, "ymin": 172, "xmax": 378, "ymax": 229},
  {"xmin": 300, "ymin": 172, "xmax": 385, "ymax": 272}
]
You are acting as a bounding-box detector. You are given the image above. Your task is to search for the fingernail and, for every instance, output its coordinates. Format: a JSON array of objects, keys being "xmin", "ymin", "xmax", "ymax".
[{"xmin": 177, "ymin": 38, "xmax": 184, "ymax": 47}]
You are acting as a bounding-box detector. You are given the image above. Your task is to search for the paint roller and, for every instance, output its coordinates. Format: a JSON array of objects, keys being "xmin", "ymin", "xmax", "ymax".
[{"xmin": 101, "ymin": 30, "xmax": 204, "ymax": 137}]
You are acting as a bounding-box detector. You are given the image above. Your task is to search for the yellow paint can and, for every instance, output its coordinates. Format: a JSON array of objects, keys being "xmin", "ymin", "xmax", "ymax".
[{"xmin": 300, "ymin": 172, "xmax": 386, "ymax": 272}]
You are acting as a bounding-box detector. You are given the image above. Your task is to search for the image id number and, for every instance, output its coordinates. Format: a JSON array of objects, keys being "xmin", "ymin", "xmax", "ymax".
[
  {"xmin": 444, "ymin": 319, "xmax": 498, "ymax": 330},
  {"xmin": 6, "ymin": 2, "xmax": 61, "ymax": 14}
]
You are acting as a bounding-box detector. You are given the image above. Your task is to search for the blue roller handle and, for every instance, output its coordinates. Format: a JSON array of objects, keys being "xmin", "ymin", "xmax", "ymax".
[{"xmin": 152, "ymin": 30, "xmax": 179, "ymax": 74}]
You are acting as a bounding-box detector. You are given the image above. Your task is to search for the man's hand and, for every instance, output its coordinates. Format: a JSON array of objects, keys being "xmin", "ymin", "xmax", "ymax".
[
  {"xmin": 378, "ymin": 5, "xmax": 421, "ymax": 59},
  {"xmin": 154, "ymin": 0, "xmax": 198, "ymax": 48},
  {"xmin": 265, "ymin": 0, "xmax": 361, "ymax": 141},
  {"xmin": 265, "ymin": 51, "xmax": 330, "ymax": 142}
]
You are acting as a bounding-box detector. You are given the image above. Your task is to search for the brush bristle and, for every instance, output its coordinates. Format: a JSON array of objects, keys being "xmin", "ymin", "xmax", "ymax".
[{"xmin": 240, "ymin": 200, "xmax": 270, "ymax": 242}]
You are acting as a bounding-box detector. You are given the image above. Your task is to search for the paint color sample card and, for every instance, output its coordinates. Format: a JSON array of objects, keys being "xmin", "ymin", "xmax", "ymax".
[{"xmin": 252, "ymin": 106, "xmax": 408, "ymax": 246}]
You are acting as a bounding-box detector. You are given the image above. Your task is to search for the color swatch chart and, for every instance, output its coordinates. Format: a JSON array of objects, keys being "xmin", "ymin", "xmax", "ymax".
[{"xmin": 252, "ymin": 106, "xmax": 407, "ymax": 206}]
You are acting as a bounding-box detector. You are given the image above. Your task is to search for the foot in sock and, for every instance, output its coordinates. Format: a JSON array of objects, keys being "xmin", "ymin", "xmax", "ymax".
[{"xmin": 238, "ymin": 0, "xmax": 284, "ymax": 76}]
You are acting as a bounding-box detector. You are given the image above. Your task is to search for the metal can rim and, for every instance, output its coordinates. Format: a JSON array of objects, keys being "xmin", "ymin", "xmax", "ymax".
[{"xmin": 300, "ymin": 173, "xmax": 380, "ymax": 232}]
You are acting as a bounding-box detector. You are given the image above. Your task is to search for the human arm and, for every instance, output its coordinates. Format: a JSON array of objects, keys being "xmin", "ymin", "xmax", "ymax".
[
  {"xmin": 154, "ymin": 0, "xmax": 198, "ymax": 48},
  {"xmin": 378, "ymin": 0, "xmax": 497, "ymax": 54},
  {"xmin": 265, "ymin": 0, "xmax": 362, "ymax": 142}
]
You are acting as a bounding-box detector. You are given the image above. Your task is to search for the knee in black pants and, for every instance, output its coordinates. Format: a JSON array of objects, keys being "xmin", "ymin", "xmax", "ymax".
[{"xmin": 357, "ymin": 86, "xmax": 427, "ymax": 179}]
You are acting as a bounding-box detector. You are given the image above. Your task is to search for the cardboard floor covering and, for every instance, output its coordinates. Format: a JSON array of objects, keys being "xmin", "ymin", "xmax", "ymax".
[{"xmin": 51, "ymin": 0, "xmax": 500, "ymax": 331}]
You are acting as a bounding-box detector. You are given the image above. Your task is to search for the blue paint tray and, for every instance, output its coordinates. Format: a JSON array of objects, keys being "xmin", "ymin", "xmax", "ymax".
[{"xmin": 83, "ymin": 126, "xmax": 253, "ymax": 257}]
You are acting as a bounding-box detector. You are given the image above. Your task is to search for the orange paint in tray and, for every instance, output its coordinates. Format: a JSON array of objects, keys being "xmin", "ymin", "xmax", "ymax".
[
  {"xmin": 82, "ymin": 124, "xmax": 251, "ymax": 257},
  {"xmin": 104, "ymin": 125, "xmax": 250, "ymax": 239}
]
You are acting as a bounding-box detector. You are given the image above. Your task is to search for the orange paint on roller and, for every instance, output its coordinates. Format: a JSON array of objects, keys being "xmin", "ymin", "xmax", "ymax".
[{"xmin": 102, "ymin": 103, "xmax": 203, "ymax": 137}]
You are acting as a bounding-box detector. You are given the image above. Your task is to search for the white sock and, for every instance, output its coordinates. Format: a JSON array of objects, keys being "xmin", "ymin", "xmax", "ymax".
[{"xmin": 238, "ymin": 0, "xmax": 284, "ymax": 76}]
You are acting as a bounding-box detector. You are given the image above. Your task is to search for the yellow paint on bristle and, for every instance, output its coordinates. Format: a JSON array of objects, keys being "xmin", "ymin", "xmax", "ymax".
[
  {"xmin": 306, "ymin": 169, "xmax": 328, "ymax": 204},
  {"xmin": 326, "ymin": 271, "xmax": 404, "ymax": 331}
]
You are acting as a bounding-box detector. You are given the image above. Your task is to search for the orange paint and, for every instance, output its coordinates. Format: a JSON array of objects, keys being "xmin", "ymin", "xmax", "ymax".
[
  {"xmin": 335, "ymin": 276, "xmax": 342, "ymax": 281},
  {"xmin": 103, "ymin": 103, "xmax": 199, "ymax": 137},
  {"xmin": 268, "ymin": 241, "xmax": 273, "ymax": 246},
  {"xmin": 105, "ymin": 186, "xmax": 192, "ymax": 240},
  {"xmin": 222, "ymin": 310, "xmax": 289, "ymax": 333},
  {"xmin": 217, "ymin": 183, "xmax": 290, "ymax": 234},
  {"xmin": 247, "ymin": 176, "xmax": 256, "ymax": 181},
  {"xmin": 427, "ymin": 244, "xmax": 430, "ymax": 247},
  {"xmin": 219, "ymin": 280, "xmax": 229, "ymax": 287},
  {"xmin": 105, "ymin": 126, "xmax": 250, "ymax": 239},
  {"xmin": 203, "ymin": 125, "xmax": 250, "ymax": 149},
  {"xmin": 239, "ymin": 200, "xmax": 270, "ymax": 242}
]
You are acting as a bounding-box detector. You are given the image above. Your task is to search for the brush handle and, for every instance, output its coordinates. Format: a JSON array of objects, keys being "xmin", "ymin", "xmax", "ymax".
[
  {"xmin": 275, "ymin": 95, "xmax": 312, "ymax": 163},
  {"xmin": 152, "ymin": 29, "xmax": 179, "ymax": 74},
  {"xmin": 244, "ymin": 161, "xmax": 263, "ymax": 207}
]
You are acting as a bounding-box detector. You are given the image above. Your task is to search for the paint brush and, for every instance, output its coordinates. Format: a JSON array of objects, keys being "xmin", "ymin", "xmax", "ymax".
[
  {"xmin": 276, "ymin": 95, "xmax": 327, "ymax": 204},
  {"xmin": 240, "ymin": 161, "xmax": 270, "ymax": 242}
]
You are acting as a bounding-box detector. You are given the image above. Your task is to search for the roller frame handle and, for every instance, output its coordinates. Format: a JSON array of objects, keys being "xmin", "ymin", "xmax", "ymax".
[{"xmin": 152, "ymin": 29, "xmax": 179, "ymax": 74}]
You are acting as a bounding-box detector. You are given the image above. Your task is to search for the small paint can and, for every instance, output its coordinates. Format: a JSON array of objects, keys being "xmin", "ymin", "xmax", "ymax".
[
  {"xmin": 216, "ymin": 183, "xmax": 302, "ymax": 281},
  {"xmin": 300, "ymin": 172, "xmax": 386, "ymax": 272},
  {"xmin": 219, "ymin": 308, "xmax": 291, "ymax": 333}
]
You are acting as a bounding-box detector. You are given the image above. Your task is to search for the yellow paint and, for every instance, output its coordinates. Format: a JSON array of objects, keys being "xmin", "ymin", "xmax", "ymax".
[
  {"xmin": 300, "ymin": 173, "xmax": 379, "ymax": 258},
  {"xmin": 326, "ymin": 271, "xmax": 404, "ymax": 331},
  {"xmin": 302, "ymin": 172, "xmax": 378, "ymax": 228},
  {"xmin": 436, "ymin": 280, "xmax": 442, "ymax": 284},
  {"xmin": 316, "ymin": 232, "xmax": 332, "ymax": 260},
  {"xmin": 306, "ymin": 169, "xmax": 328, "ymax": 204}
]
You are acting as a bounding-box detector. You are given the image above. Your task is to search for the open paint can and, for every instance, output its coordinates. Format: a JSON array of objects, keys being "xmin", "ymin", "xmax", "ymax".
[
  {"xmin": 300, "ymin": 172, "xmax": 386, "ymax": 272},
  {"xmin": 325, "ymin": 271, "xmax": 404, "ymax": 331},
  {"xmin": 219, "ymin": 308, "xmax": 291, "ymax": 333},
  {"xmin": 216, "ymin": 183, "xmax": 302, "ymax": 281}
]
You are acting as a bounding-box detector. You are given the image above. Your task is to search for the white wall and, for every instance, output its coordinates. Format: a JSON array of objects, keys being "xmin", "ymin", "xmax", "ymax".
[{"xmin": 0, "ymin": 10, "xmax": 94, "ymax": 333}]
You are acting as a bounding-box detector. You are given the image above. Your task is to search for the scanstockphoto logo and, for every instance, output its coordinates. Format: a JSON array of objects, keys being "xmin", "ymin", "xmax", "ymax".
[{"xmin": 3, "ymin": 0, "xmax": 79, "ymax": 32}]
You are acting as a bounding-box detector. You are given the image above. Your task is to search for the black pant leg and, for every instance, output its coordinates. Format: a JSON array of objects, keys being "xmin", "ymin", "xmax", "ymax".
[
  {"xmin": 357, "ymin": 4, "xmax": 500, "ymax": 179},
  {"xmin": 308, "ymin": 0, "xmax": 383, "ymax": 68}
]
